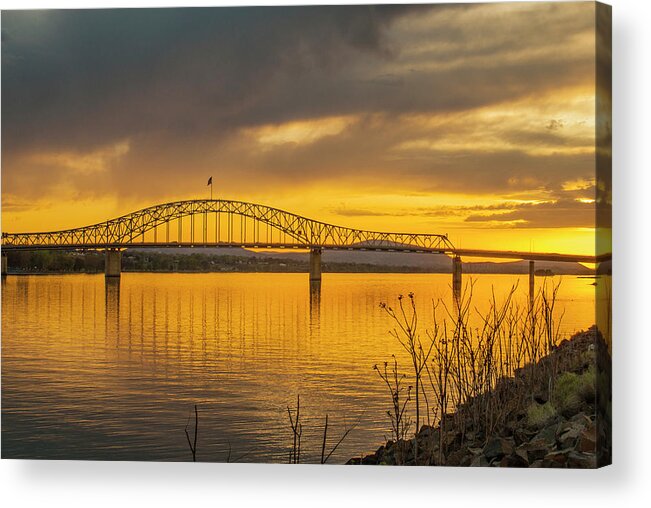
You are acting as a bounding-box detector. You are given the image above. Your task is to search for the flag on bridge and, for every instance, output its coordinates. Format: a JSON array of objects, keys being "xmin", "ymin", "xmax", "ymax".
[{"xmin": 207, "ymin": 176, "xmax": 212, "ymax": 186}]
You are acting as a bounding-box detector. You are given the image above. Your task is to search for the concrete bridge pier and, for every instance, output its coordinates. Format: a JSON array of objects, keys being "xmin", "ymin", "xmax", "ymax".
[
  {"xmin": 529, "ymin": 260, "xmax": 535, "ymax": 308},
  {"xmin": 105, "ymin": 249, "xmax": 122, "ymax": 278},
  {"xmin": 452, "ymin": 255, "xmax": 462, "ymax": 298},
  {"xmin": 309, "ymin": 248, "xmax": 322, "ymax": 282},
  {"xmin": 1, "ymin": 254, "xmax": 7, "ymax": 277}
]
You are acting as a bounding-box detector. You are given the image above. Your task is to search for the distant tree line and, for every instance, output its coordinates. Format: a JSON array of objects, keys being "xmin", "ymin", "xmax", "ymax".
[
  {"xmin": 121, "ymin": 252, "xmax": 310, "ymax": 272},
  {"xmin": 5, "ymin": 250, "xmax": 105, "ymax": 273},
  {"xmin": 4, "ymin": 250, "xmax": 439, "ymax": 274}
]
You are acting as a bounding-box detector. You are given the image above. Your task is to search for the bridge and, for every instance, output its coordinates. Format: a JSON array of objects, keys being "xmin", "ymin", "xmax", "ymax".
[{"xmin": 1, "ymin": 199, "xmax": 603, "ymax": 299}]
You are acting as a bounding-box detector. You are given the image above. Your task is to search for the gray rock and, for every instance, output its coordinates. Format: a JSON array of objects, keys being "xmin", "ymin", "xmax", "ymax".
[
  {"xmin": 483, "ymin": 437, "xmax": 515, "ymax": 460},
  {"xmin": 570, "ymin": 412, "xmax": 593, "ymax": 427},
  {"xmin": 444, "ymin": 431, "xmax": 462, "ymax": 449},
  {"xmin": 417, "ymin": 425, "xmax": 438, "ymax": 442},
  {"xmin": 576, "ymin": 427, "xmax": 597, "ymax": 453},
  {"xmin": 542, "ymin": 450, "xmax": 570, "ymax": 468},
  {"xmin": 470, "ymin": 455, "xmax": 490, "ymax": 467},
  {"xmin": 515, "ymin": 448, "xmax": 530, "ymax": 463},
  {"xmin": 446, "ymin": 447, "xmax": 469, "ymax": 467},
  {"xmin": 361, "ymin": 454, "xmax": 379, "ymax": 465},
  {"xmin": 514, "ymin": 427, "xmax": 537, "ymax": 446},
  {"xmin": 534, "ymin": 423, "xmax": 560, "ymax": 445},
  {"xmin": 459, "ymin": 452, "xmax": 473, "ymax": 467},
  {"xmin": 500, "ymin": 453, "xmax": 529, "ymax": 467},
  {"xmin": 557, "ymin": 427, "xmax": 582, "ymax": 449},
  {"xmin": 567, "ymin": 451, "xmax": 597, "ymax": 469},
  {"xmin": 517, "ymin": 439, "xmax": 549, "ymax": 463}
]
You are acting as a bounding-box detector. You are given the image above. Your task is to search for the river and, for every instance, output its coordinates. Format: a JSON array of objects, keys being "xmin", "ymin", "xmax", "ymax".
[{"xmin": 1, "ymin": 272, "xmax": 599, "ymax": 463}]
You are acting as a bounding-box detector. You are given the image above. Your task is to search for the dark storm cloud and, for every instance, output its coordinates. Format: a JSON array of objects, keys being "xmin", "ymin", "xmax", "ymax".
[
  {"xmin": 465, "ymin": 198, "xmax": 596, "ymax": 228},
  {"xmin": 1, "ymin": 2, "xmax": 599, "ymax": 218},
  {"xmin": 1, "ymin": 5, "xmax": 410, "ymax": 153},
  {"xmin": 333, "ymin": 202, "xmax": 533, "ymax": 219},
  {"xmin": 332, "ymin": 195, "xmax": 596, "ymax": 229}
]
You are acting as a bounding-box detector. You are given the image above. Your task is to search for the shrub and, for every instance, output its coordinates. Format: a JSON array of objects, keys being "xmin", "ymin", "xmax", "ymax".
[
  {"xmin": 526, "ymin": 401, "xmax": 557, "ymax": 429},
  {"xmin": 553, "ymin": 367, "xmax": 596, "ymax": 416}
]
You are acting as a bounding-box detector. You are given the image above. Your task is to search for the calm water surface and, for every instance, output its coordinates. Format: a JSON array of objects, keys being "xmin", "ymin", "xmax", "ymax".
[{"xmin": 2, "ymin": 272, "xmax": 598, "ymax": 463}]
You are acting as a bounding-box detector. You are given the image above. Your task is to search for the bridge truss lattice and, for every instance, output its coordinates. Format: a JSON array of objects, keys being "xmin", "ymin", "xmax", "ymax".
[{"xmin": 1, "ymin": 199, "xmax": 455, "ymax": 253}]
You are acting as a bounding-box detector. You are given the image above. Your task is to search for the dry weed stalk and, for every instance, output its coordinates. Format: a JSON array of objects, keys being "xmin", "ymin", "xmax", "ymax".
[
  {"xmin": 287, "ymin": 395, "xmax": 303, "ymax": 464},
  {"xmin": 184, "ymin": 404, "xmax": 199, "ymax": 462},
  {"xmin": 378, "ymin": 279, "xmax": 564, "ymax": 464}
]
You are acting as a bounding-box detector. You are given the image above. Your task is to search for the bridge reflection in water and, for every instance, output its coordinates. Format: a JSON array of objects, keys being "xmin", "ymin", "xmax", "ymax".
[
  {"xmin": 105, "ymin": 278, "xmax": 121, "ymax": 344},
  {"xmin": 309, "ymin": 280, "xmax": 321, "ymax": 328},
  {"xmin": 103, "ymin": 277, "xmax": 324, "ymax": 346}
]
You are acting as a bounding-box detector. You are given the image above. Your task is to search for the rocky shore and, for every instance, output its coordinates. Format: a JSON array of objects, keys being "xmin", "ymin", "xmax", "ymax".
[{"xmin": 348, "ymin": 327, "xmax": 611, "ymax": 468}]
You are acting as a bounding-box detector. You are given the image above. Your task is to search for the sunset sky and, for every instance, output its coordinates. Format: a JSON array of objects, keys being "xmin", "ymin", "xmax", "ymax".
[{"xmin": 1, "ymin": 2, "xmax": 607, "ymax": 254}]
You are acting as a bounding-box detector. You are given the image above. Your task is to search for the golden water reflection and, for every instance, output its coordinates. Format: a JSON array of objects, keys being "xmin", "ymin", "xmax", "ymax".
[{"xmin": 2, "ymin": 272, "xmax": 599, "ymax": 462}]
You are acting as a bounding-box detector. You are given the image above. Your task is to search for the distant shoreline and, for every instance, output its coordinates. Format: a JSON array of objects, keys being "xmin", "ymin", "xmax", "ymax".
[
  {"xmin": 3, "ymin": 269, "xmax": 596, "ymax": 276},
  {"xmin": 3, "ymin": 247, "xmax": 596, "ymax": 277}
]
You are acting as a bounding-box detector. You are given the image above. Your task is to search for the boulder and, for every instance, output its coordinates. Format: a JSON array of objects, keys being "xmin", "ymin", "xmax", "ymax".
[
  {"xmin": 361, "ymin": 454, "xmax": 379, "ymax": 465},
  {"xmin": 470, "ymin": 455, "xmax": 490, "ymax": 467},
  {"xmin": 417, "ymin": 441, "xmax": 440, "ymax": 463},
  {"xmin": 417, "ymin": 426, "xmax": 439, "ymax": 446},
  {"xmin": 542, "ymin": 450, "xmax": 569, "ymax": 468},
  {"xmin": 534, "ymin": 423, "xmax": 560, "ymax": 446},
  {"xmin": 446, "ymin": 446, "xmax": 470, "ymax": 467},
  {"xmin": 567, "ymin": 451, "xmax": 597, "ymax": 469},
  {"xmin": 517, "ymin": 439, "xmax": 549, "ymax": 463},
  {"xmin": 576, "ymin": 427, "xmax": 597, "ymax": 453},
  {"xmin": 500, "ymin": 453, "xmax": 529, "ymax": 467},
  {"xmin": 555, "ymin": 420, "xmax": 571, "ymax": 432},
  {"xmin": 370, "ymin": 446, "xmax": 385, "ymax": 463},
  {"xmin": 515, "ymin": 448, "xmax": 530, "ymax": 464},
  {"xmin": 418, "ymin": 424, "xmax": 434, "ymax": 436},
  {"xmin": 570, "ymin": 412, "xmax": 593, "ymax": 428},
  {"xmin": 459, "ymin": 453, "xmax": 473, "ymax": 467},
  {"xmin": 482, "ymin": 437, "xmax": 515, "ymax": 461},
  {"xmin": 439, "ymin": 415, "xmax": 458, "ymax": 432},
  {"xmin": 514, "ymin": 427, "xmax": 537, "ymax": 446},
  {"xmin": 557, "ymin": 427, "xmax": 582, "ymax": 449},
  {"xmin": 444, "ymin": 430, "xmax": 462, "ymax": 449}
]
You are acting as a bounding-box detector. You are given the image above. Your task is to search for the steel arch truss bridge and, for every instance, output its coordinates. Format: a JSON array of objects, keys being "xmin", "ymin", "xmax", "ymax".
[{"xmin": 1, "ymin": 199, "xmax": 455, "ymax": 253}]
